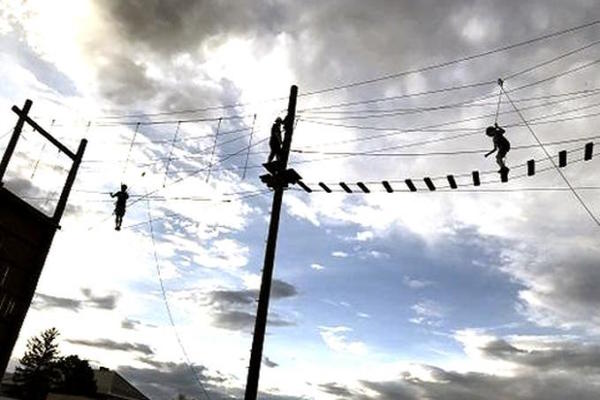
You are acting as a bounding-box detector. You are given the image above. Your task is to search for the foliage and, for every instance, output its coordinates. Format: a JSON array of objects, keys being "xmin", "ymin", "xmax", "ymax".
[
  {"xmin": 54, "ymin": 355, "xmax": 97, "ymax": 396},
  {"xmin": 13, "ymin": 328, "xmax": 62, "ymax": 400},
  {"xmin": 12, "ymin": 328, "xmax": 97, "ymax": 399}
]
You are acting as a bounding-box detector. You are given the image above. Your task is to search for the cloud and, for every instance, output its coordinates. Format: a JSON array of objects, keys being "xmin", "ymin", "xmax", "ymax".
[
  {"xmin": 318, "ymin": 382, "xmax": 355, "ymax": 397},
  {"xmin": 409, "ymin": 300, "xmax": 444, "ymax": 326},
  {"xmin": 32, "ymin": 293, "xmax": 82, "ymax": 312},
  {"xmin": 31, "ymin": 289, "xmax": 120, "ymax": 312},
  {"xmin": 331, "ymin": 251, "xmax": 348, "ymax": 258},
  {"xmin": 121, "ymin": 318, "xmax": 141, "ymax": 330},
  {"xmin": 201, "ymin": 279, "xmax": 298, "ymax": 331},
  {"xmin": 319, "ymin": 326, "xmax": 367, "ymax": 355},
  {"xmin": 403, "ymin": 276, "xmax": 434, "ymax": 289},
  {"xmin": 263, "ymin": 356, "xmax": 278, "ymax": 368},
  {"xmin": 81, "ymin": 288, "xmax": 120, "ymax": 310},
  {"xmin": 66, "ymin": 338, "xmax": 154, "ymax": 356},
  {"xmin": 310, "ymin": 263, "xmax": 325, "ymax": 270}
]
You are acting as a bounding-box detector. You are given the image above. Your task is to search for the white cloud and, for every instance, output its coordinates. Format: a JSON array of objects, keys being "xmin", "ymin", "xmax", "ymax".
[
  {"xmin": 319, "ymin": 326, "xmax": 368, "ymax": 356},
  {"xmin": 332, "ymin": 251, "xmax": 348, "ymax": 258},
  {"xmin": 311, "ymin": 263, "xmax": 325, "ymax": 270},
  {"xmin": 403, "ymin": 276, "xmax": 434, "ymax": 289}
]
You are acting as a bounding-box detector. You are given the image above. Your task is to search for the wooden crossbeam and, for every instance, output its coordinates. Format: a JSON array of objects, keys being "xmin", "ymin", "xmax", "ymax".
[
  {"xmin": 382, "ymin": 181, "xmax": 393, "ymax": 193},
  {"xmin": 339, "ymin": 182, "xmax": 352, "ymax": 193},
  {"xmin": 423, "ymin": 177, "xmax": 436, "ymax": 191},
  {"xmin": 585, "ymin": 142, "xmax": 594, "ymax": 161},
  {"xmin": 357, "ymin": 182, "xmax": 370, "ymax": 193},
  {"xmin": 297, "ymin": 181, "xmax": 312, "ymax": 193},
  {"xmin": 405, "ymin": 179, "xmax": 417, "ymax": 192},
  {"xmin": 318, "ymin": 182, "xmax": 332, "ymax": 193},
  {"xmin": 558, "ymin": 150, "xmax": 567, "ymax": 167},
  {"xmin": 446, "ymin": 175, "xmax": 457, "ymax": 189},
  {"xmin": 472, "ymin": 171, "xmax": 480, "ymax": 186},
  {"xmin": 527, "ymin": 159, "xmax": 535, "ymax": 176}
]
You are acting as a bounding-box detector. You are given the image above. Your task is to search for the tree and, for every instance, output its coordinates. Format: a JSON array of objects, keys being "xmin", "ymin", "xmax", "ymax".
[
  {"xmin": 13, "ymin": 328, "xmax": 62, "ymax": 400},
  {"xmin": 54, "ymin": 355, "xmax": 97, "ymax": 396}
]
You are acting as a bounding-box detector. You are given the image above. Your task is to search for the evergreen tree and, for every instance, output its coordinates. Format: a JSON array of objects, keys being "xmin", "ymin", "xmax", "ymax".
[
  {"xmin": 13, "ymin": 328, "xmax": 62, "ymax": 400},
  {"xmin": 54, "ymin": 355, "xmax": 97, "ymax": 396}
]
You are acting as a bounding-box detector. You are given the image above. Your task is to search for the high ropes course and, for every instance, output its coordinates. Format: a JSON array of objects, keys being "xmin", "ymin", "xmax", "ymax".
[{"xmin": 5, "ymin": 18, "xmax": 600, "ymax": 400}]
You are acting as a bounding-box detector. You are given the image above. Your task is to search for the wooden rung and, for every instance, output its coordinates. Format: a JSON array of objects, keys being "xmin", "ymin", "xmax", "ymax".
[
  {"xmin": 297, "ymin": 181, "xmax": 312, "ymax": 193},
  {"xmin": 423, "ymin": 177, "xmax": 436, "ymax": 191},
  {"xmin": 472, "ymin": 171, "xmax": 480, "ymax": 186},
  {"xmin": 357, "ymin": 182, "xmax": 370, "ymax": 193},
  {"xmin": 318, "ymin": 182, "xmax": 332, "ymax": 193},
  {"xmin": 585, "ymin": 142, "xmax": 594, "ymax": 161},
  {"xmin": 405, "ymin": 179, "xmax": 417, "ymax": 192},
  {"xmin": 446, "ymin": 175, "xmax": 457, "ymax": 189},
  {"xmin": 339, "ymin": 182, "xmax": 352, "ymax": 193},
  {"xmin": 382, "ymin": 181, "xmax": 393, "ymax": 193},
  {"xmin": 527, "ymin": 159, "xmax": 535, "ymax": 176},
  {"xmin": 500, "ymin": 169, "xmax": 509, "ymax": 183},
  {"xmin": 558, "ymin": 150, "xmax": 567, "ymax": 167}
]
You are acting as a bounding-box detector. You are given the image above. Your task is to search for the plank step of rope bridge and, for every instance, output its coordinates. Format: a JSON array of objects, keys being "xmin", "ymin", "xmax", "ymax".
[
  {"xmin": 319, "ymin": 182, "xmax": 332, "ymax": 193},
  {"xmin": 382, "ymin": 181, "xmax": 393, "ymax": 193},
  {"xmin": 527, "ymin": 159, "xmax": 535, "ymax": 176},
  {"xmin": 559, "ymin": 150, "xmax": 567, "ymax": 167},
  {"xmin": 339, "ymin": 182, "xmax": 352, "ymax": 193},
  {"xmin": 423, "ymin": 177, "xmax": 436, "ymax": 191},
  {"xmin": 584, "ymin": 142, "xmax": 594, "ymax": 160},
  {"xmin": 472, "ymin": 171, "xmax": 481, "ymax": 186},
  {"xmin": 405, "ymin": 179, "xmax": 417, "ymax": 192},
  {"xmin": 357, "ymin": 182, "xmax": 370, "ymax": 193},
  {"xmin": 447, "ymin": 175, "xmax": 458, "ymax": 189}
]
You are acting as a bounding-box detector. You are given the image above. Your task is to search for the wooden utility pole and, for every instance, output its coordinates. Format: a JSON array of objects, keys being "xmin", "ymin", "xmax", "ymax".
[{"xmin": 244, "ymin": 85, "xmax": 299, "ymax": 400}]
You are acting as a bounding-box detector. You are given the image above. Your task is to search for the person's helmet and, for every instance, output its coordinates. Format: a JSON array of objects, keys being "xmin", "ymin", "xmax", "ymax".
[
  {"xmin": 485, "ymin": 126, "xmax": 496, "ymax": 137},
  {"xmin": 121, "ymin": 184, "xmax": 128, "ymax": 191},
  {"xmin": 275, "ymin": 117, "xmax": 283, "ymax": 124}
]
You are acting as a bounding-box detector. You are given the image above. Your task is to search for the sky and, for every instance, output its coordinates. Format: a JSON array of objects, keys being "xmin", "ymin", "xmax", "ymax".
[{"xmin": 2, "ymin": 1, "xmax": 600, "ymax": 399}]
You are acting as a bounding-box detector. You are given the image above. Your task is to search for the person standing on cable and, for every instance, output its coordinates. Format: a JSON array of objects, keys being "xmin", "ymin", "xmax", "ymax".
[
  {"xmin": 267, "ymin": 117, "xmax": 283, "ymax": 163},
  {"xmin": 110, "ymin": 184, "xmax": 129, "ymax": 231},
  {"xmin": 484, "ymin": 123, "xmax": 511, "ymax": 173}
]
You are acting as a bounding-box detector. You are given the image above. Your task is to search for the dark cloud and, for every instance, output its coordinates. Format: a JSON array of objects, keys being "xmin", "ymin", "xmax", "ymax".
[
  {"xmin": 263, "ymin": 357, "xmax": 279, "ymax": 368},
  {"xmin": 66, "ymin": 339, "xmax": 154, "ymax": 356},
  {"xmin": 211, "ymin": 310, "xmax": 294, "ymax": 331},
  {"xmin": 81, "ymin": 288, "xmax": 120, "ymax": 310},
  {"xmin": 318, "ymin": 382, "xmax": 354, "ymax": 398},
  {"xmin": 121, "ymin": 318, "xmax": 141, "ymax": 330},
  {"xmin": 119, "ymin": 362, "xmax": 305, "ymax": 400},
  {"xmin": 200, "ymin": 279, "xmax": 298, "ymax": 331},
  {"xmin": 32, "ymin": 293, "xmax": 82, "ymax": 312},
  {"xmin": 481, "ymin": 339, "xmax": 600, "ymax": 371},
  {"xmin": 32, "ymin": 289, "xmax": 120, "ymax": 312}
]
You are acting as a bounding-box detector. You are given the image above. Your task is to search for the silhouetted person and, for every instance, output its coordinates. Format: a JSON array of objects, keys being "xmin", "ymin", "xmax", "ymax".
[
  {"xmin": 485, "ymin": 123, "xmax": 510, "ymax": 173},
  {"xmin": 110, "ymin": 184, "xmax": 129, "ymax": 231},
  {"xmin": 267, "ymin": 117, "xmax": 283, "ymax": 163}
]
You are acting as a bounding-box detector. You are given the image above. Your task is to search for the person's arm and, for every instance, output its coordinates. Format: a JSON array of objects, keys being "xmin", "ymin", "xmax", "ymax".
[
  {"xmin": 484, "ymin": 144, "xmax": 497, "ymax": 157},
  {"xmin": 110, "ymin": 192, "xmax": 115, "ymax": 198},
  {"xmin": 494, "ymin": 123, "xmax": 505, "ymax": 135}
]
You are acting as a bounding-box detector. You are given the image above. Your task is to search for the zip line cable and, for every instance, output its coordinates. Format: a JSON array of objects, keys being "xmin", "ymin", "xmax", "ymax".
[
  {"xmin": 243, "ymin": 114, "xmax": 257, "ymax": 180},
  {"xmin": 500, "ymin": 84, "xmax": 600, "ymax": 226},
  {"xmin": 298, "ymin": 56, "xmax": 600, "ymax": 115},
  {"xmin": 206, "ymin": 118, "xmax": 222, "ymax": 182},
  {"xmin": 122, "ymin": 122, "xmax": 140, "ymax": 180},
  {"xmin": 162, "ymin": 121, "xmax": 181, "ymax": 187},
  {"xmin": 145, "ymin": 199, "xmax": 212, "ymax": 400}
]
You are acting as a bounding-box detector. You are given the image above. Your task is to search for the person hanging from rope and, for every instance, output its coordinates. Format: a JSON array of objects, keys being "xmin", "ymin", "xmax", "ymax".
[
  {"xmin": 484, "ymin": 123, "xmax": 511, "ymax": 173},
  {"xmin": 110, "ymin": 184, "xmax": 129, "ymax": 231},
  {"xmin": 267, "ymin": 117, "xmax": 283, "ymax": 163}
]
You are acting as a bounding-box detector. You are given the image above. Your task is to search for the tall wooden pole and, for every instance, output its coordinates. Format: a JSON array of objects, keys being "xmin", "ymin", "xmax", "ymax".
[{"xmin": 244, "ymin": 85, "xmax": 297, "ymax": 400}]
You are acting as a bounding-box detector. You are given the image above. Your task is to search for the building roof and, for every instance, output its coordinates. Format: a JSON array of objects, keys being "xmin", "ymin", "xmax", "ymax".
[{"xmin": 94, "ymin": 368, "xmax": 150, "ymax": 400}]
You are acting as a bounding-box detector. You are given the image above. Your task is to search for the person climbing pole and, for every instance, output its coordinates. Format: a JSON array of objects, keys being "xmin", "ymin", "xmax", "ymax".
[
  {"xmin": 484, "ymin": 123, "xmax": 511, "ymax": 173},
  {"xmin": 267, "ymin": 117, "xmax": 283, "ymax": 163},
  {"xmin": 110, "ymin": 184, "xmax": 129, "ymax": 231}
]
